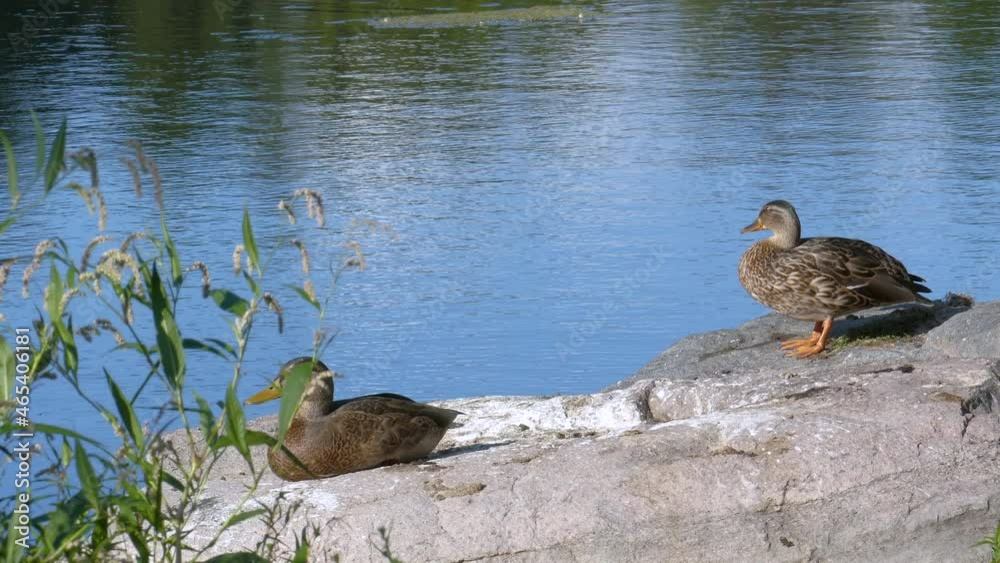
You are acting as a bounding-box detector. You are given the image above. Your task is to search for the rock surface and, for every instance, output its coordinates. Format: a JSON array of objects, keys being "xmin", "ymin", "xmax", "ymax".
[{"xmin": 173, "ymin": 297, "xmax": 1000, "ymax": 562}]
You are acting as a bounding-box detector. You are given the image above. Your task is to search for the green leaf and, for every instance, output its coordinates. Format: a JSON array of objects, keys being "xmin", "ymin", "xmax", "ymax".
[
  {"xmin": 193, "ymin": 393, "xmax": 216, "ymax": 440},
  {"xmin": 212, "ymin": 429, "xmax": 275, "ymax": 451},
  {"xmin": 60, "ymin": 317, "xmax": 78, "ymax": 375},
  {"xmin": 160, "ymin": 215, "xmax": 183, "ymax": 286},
  {"xmin": 39, "ymin": 264, "xmax": 78, "ymax": 376},
  {"xmin": 157, "ymin": 467, "xmax": 185, "ymax": 492},
  {"xmin": 209, "ymin": 289, "xmax": 250, "ymax": 317},
  {"xmin": 45, "ymin": 263, "xmax": 63, "ymax": 320},
  {"xmin": 106, "ymin": 370, "xmax": 144, "ymax": 451},
  {"xmin": 60, "ymin": 438, "xmax": 71, "ymax": 467},
  {"xmin": 129, "ymin": 535, "xmax": 152, "ymax": 562},
  {"xmin": 43, "ymin": 117, "xmax": 67, "ymax": 194},
  {"xmin": 30, "ymin": 110, "xmax": 45, "ymax": 175},
  {"xmin": 36, "ymin": 494, "xmax": 91, "ymax": 554},
  {"xmin": 150, "ymin": 265, "xmax": 185, "ymax": 389},
  {"xmin": 242, "ymin": 270, "xmax": 260, "ymax": 296},
  {"xmin": 129, "ymin": 478, "xmax": 160, "ymax": 530},
  {"xmin": 291, "ymin": 541, "xmax": 310, "ymax": 563},
  {"xmin": 288, "ymin": 284, "xmax": 320, "ymax": 310},
  {"xmin": 222, "ymin": 508, "xmax": 267, "ymax": 530},
  {"xmin": 244, "ymin": 429, "xmax": 276, "ymax": 447},
  {"xmin": 112, "ymin": 341, "xmax": 147, "ymax": 354},
  {"xmin": 182, "ymin": 337, "xmax": 231, "ymax": 360},
  {"xmin": 29, "ymin": 342, "xmax": 52, "ymax": 378},
  {"xmin": 4, "ymin": 509, "xmax": 28, "ymax": 561},
  {"xmin": 38, "ymin": 495, "xmax": 92, "ymax": 554},
  {"xmin": 74, "ymin": 441, "xmax": 100, "ymax": 508},
  {"xmin": 0, "ymin": 215, "xmax": 17, "ymax": 236},
  {"xmin": 0, "ymin": 337, "xmax": 14, "ymax": 405},
  {"xmin": 205, "ymin": 337, "xmax": 238, "ymax": 359},
  {"xmin": 120, "ymin": 480, "xmax": 154, "ymax": 518},
  {"xmin": 242, "ymin": 208, "xmax": 260, "ymax": 276},
  {"xmin": 0, "ymin": 130, "xmax": 18, "ymax": 208},
  {"xmin": 211, "ymin": 435, "xmax": 235, "ymax": 449},
  {"xmin": 274, "ymin": 360, "xmax": 312, "ymax": 448},
  {"xmin": 223, "ymin": 384, "xmax": 249, "ymax": 461}
]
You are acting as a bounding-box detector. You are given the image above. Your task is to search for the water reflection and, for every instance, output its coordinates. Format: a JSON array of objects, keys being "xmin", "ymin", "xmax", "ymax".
[{"xmin": 0, "ymin": 1, "xmax": 998, "ymax": 442}]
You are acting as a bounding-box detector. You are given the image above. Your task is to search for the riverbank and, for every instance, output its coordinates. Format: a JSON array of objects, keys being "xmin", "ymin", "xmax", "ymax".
[{"xmin": 170, "ymin": 296, "xmax": 1000, "ymax": 562}]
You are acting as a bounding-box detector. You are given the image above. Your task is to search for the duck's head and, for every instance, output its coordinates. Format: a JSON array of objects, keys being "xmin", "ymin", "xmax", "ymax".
[
  {"xmin": 245, "ymin": 357, "xmax": 335, "ymax": 414},
  {"xmin": 741, "ymin": 200, "xmax": 801, "ymax": 249}
]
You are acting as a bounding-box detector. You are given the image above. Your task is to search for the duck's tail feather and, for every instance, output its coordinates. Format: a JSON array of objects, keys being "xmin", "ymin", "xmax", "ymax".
[{"xmin": 908, "ymin": 273, "xmax": 933, "ymax": 303}]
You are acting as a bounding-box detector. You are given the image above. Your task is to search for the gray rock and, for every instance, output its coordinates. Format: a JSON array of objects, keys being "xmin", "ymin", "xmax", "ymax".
[
  {"xmin": 923, "ymin": 300, "xmax": 1000, "ymax": 360},
  {"xmin": 607, "ymin": 294, "xmax": 983, "ymax": 390},
  {"xmin": 165, "ymin": 298, "xmax": 1000, "ymax": 563}
]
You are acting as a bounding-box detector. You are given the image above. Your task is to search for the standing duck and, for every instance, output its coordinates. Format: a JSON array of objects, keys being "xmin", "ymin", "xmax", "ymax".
[
  {"xmin": 245, "ymin": 357, "xmax": 461, "ymax": 481},
  {"xmin": 738, "ymin": 200, "xmax": 931, "ymax": 358}
]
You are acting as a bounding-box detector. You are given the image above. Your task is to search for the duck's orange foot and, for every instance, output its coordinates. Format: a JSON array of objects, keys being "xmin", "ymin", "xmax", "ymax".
[
  {"xmin": 779, "ymin": 321, "xmax": 823, "ymax": 350},
  {"xmin": 785, "ymin": 342, "xmax": 827, "ymax": 359},
  {"xmin": 781, "ymin": 319, "xmax": 833, "ymax": 360},
  {"xmin": 780, "ymin": 336, "xmax": 819, "ymax": 350},
  {"xmin": 783, "ymin": 319, "xmax": 833, "ymax": 359}
]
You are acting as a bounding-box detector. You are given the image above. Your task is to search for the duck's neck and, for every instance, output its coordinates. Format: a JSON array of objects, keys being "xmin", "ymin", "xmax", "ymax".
[
  {"xmin": 295, "ymin": 378, "xmax": 335, "ymax": 420},
  {"xmin": 296, "ymin": 397, "xmax": 333, "ymax": 420},
  {"xmin": 769, "ymin": 226, "xmax": 800, "ymax": 250}
]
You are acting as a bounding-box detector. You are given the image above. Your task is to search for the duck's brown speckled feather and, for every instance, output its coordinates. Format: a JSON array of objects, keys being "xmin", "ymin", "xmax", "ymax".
[
  {"xmin": 268, "ymin": 396, "xmax": 460, "ymax": 481},
  {"xmin": 739, "ymin": 236, "xmax": 931, "ymax": 322}
]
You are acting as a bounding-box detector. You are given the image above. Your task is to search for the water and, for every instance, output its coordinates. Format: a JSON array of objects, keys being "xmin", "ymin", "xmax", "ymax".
[{"xmin": 1, "ymin": 0, "xmax": 999, "ymax": 447}]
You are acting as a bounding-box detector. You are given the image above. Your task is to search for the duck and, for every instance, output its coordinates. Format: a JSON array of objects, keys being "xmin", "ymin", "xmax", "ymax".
[
  {"xmin": 245, "ymin": 357, "xmax": 461, "ymax": 481},
  {"xmin": 738, "ymin": 200, "xmax": 931, "ymax": 358}
]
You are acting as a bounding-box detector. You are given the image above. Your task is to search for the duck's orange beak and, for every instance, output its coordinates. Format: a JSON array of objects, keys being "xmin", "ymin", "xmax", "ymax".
[
  {"xmin": 741, "ymin": 217, "xmax": 765, "ymax": 233},
  {"xmin": 245, "ymin": 383, "xmax": 282, "ymax": 405}
]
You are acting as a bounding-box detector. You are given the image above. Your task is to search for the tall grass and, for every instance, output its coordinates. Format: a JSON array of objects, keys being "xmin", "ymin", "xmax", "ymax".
[{"xmin": 0, "ymin": 116, "xmax": 381, "ymax": 561}]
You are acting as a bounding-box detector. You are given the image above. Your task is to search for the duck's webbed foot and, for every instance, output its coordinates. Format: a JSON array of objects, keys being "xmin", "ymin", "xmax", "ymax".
[
  {"xmin": 780, "ymin": 321, "xmax": 823, "ymax": 350},
  {"xmin": 783, "ymin": 319, "xmax": 833, "ymax": 359}
]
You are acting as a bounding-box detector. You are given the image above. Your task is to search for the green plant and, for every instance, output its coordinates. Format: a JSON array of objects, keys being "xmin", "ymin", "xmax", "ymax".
[
  {"xmin": 0, "ymin": 117, "xmax": 371, "ymax": 561},
  {"xmin": 977, "ymin": 520, "xmax": 1000, "ymax": 563}
]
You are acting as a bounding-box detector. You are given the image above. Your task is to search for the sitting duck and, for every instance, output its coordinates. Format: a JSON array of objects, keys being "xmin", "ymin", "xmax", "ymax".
[{"xmin": 246, "ymin": 357, "xmax": 461, "ymax": 481}]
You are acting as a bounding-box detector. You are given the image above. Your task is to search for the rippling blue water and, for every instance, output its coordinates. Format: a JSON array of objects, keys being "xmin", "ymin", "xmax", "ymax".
[{"xmin": 1, "ymin": 0, "xmax": 998, "ymax": 444}]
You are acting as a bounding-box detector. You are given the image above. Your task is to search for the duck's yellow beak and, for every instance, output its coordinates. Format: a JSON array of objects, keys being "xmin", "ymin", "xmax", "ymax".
[
  {"xmin": 245, "ymin": 384, "xmax": 282, "ymax": 405},
  {"xmin": 741, "ymin": 217, "xmax": 765, "ymax": 233}
]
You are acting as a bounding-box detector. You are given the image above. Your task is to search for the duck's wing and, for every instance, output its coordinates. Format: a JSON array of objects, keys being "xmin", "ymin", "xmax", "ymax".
[
  {"xmin": 333, "ymin": 396, "xmax": 461, "ymax": 428},
  {"xmin": 306, "ymin": 407, "xmax": 457, "ymax": 475},
  {"xmin": 795, "ymin": 237, "xmax": 931, "ymax": 305},
  {"xmin": 369, "ymin": 410, "xmax": 454, "ymax": 462},
  {"xmin": 330, "ymin": 393, "xmax": 415, "ymax": 412}
]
